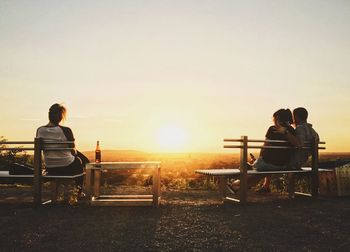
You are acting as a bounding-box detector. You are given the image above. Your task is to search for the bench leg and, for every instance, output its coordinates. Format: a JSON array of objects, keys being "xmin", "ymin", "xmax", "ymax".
[
  {"xmin": 218, "ymin": 177, "xmax": 227, "ymax": 200},
  {"xmin": 152, "ymin": 167, "xmax": 161, "ymax": 207},
  {"xmin": 85, "ymin": 169, "xmax": 92, "ymax": 197},
  {"xmin": 93, "ymin": 170, "xmax": 101, "ymax": 198},
  {"xmin": 287, "ymin": 174, "xmax": 295, "ymax": 198},
  {"xmin": 50, "ymin": 181, "xmax": 59, "ymax": 203}
]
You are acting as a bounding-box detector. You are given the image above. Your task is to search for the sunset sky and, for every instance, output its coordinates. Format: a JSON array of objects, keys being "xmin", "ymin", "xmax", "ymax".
[{"xmin": 1, "ymin": 1, "xmax": 349, "ymax": 152}]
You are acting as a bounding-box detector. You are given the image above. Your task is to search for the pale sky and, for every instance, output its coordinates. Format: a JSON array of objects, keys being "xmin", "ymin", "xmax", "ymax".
[{"xmin": 0, "ymin": 0, "xmax": 349, "ymax": 152}]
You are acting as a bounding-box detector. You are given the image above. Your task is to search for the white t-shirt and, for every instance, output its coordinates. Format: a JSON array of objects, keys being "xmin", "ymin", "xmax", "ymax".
[{"xmin": 36, "ymin": 125, "xmax": 75, "ymax": 168}]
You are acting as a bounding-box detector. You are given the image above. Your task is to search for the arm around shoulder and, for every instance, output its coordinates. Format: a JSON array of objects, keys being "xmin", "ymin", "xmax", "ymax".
[{"xmin": 285, "ymin": 129, "xmax": 302, "ymax": 148}]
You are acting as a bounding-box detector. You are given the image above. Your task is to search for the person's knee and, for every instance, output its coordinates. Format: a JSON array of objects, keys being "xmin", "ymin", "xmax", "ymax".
[{"xmin": 253, "ymin": 157, "xmax": 267, "ymax": 171}]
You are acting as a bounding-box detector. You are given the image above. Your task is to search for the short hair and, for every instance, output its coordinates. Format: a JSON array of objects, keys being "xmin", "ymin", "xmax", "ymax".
[
  {"xmin": 48, "ymin": 103, "xmax": 66, "ymax": 125},
  {"xmin": 273, "ymin": 108, "xmax": 293, "ymax": 125},
  {"xmin": 293, "ymin": 107, "xmax": 308, "ymax": 121}
]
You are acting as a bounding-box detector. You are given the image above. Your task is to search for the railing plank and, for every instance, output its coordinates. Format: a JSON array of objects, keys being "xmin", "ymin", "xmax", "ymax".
[
  {"xmin": 33, "ymin": 138, "xmax": 42, "ymax": 206},
  {"xmin": 0, "ymin": 141, "xmax": 34, "ymax": 144},
  {"xmin": 224, "ymin": 138, "xmax": 325, "ymax": 145},
  {"xmin": 0, "ymin": 148, "xmax": 35, "ymax": 151},
  {"xmin": 224, "ymin": 145, "xmax": 326, "ymax": 150}
]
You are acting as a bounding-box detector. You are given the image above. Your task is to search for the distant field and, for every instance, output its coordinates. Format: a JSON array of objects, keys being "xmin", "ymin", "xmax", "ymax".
[
  {"xmin": 2, "ymin": 149, "xmax": 349, "ymax": 189},
  {"xmin": 83, "ymin": 150, "xmax": 350, "ymax": 166},
  {"xmin": 83, "ymin": 150, "xmax": 350, "ymax": 190}
]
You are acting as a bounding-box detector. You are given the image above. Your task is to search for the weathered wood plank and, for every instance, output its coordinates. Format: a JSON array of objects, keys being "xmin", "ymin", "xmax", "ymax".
[
  {"xmin": 33, "ymin": 137, "xmax": 42, "ymax": 206},
  {"xmin": 91, "ymin": 196, "xmax": 153, "ymax": 206}
]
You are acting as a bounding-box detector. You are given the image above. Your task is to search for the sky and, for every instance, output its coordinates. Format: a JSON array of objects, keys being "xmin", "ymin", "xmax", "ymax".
[{"xmin": 0, "ymin": 0, "xmax": 349, "ymax": 152}]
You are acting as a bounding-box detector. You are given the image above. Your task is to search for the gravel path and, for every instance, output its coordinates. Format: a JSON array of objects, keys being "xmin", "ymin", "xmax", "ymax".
[{"xmin": 0, "ymin": 187, "xmax": 350, "ymax": 251}]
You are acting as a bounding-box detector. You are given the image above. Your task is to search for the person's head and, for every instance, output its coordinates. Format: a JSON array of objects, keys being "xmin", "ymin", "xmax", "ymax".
[
  {"xmin": 293, "ymin": 107, "xmax": 308, "ymax": 124},
  {"xmin": 273, "ymin": 109, "xmax": 293, "ymax": 127},
  {"xmin": 48, "ymin": 103, "xmax": 66, "ymax": 125}
]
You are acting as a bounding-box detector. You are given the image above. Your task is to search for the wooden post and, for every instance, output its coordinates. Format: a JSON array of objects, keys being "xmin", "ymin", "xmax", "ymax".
[
  {"xmin": 51, "ymin": 181, "xmax": 58, "ymax": 203},
  {"xmin": 152, "ymin": 165, "xmax": 161, "ymax": 207},
  {"xmin": 85, "ymin": 168, "xmax": 92, "ymax": 197},
  {"xmin": 239, "ymin": 136, "xmax": 248, "ymax": 204},
  {"xmin": 218, "ymin": 176, "xmax": 227, "ymax": 200},
  {"xmin": 93, "ymin": 169, "xmax": 101, "ymax": 198},
  {"xmin": 33, "ymin": 137, "xmax": 42, "ymax": 206},
  {"xmin": 287, "ymin": 174, "xmax": 295, "ymax": 198},
  {"xmin": 311, "ymin": 138, "xmax": 319, "ymax": 198}
]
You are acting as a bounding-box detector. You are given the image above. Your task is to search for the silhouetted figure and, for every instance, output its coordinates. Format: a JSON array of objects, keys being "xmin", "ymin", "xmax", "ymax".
[
  {"xmin": 36, "ymin": 103, "xmax": 88, "ymax": 198},
  {"xmin": 288, "ymin": 107, "xmax": 319, "ymax": 170},
  {"xmin": 229, "ymin": 109, "xmax": 300, "ymax": 193},
  {"xmin": 255, "ymin": 107, "xmax": 320, "ymax": 193},
  {"xmin": 253, "ymin": 109, "xmax": 297, "ymax": 171}
]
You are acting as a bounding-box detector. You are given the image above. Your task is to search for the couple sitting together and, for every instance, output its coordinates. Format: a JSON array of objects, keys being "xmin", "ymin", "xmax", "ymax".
[{"xmin": 231, "ymin": 107, "xmax": 319, "ymax": 193}]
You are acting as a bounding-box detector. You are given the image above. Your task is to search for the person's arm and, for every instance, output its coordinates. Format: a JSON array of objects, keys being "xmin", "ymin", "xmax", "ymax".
[
  {"xmin": 60, "ymin": 126, "xmax": 77, "ymax": 155},
  {"xmin": 284, "ymin": 129, "xmax": 302, "ymax": 148},
  {"xmin": 260, "ymin": 126, "xmax": 274, "ymax": 156},
  {"xmin": 259, "ymin": 138, "xmax": 268, "ymax": 156},
  {"xmin": 35, "ymin": 127, "xmax": 41, "ymax": 138},
  {"xmin": 68, "ymin": 129, "xmax": 77, "ymax": 155},
  {"xmin": 275, "ymin": 126, "xmax": 302, "ymax": 148}
]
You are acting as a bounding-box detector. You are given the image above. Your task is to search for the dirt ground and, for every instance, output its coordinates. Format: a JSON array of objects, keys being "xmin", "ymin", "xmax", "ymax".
[{"xmin": 0, "ymin": 185, "xmax": 350, "ymax": 251}]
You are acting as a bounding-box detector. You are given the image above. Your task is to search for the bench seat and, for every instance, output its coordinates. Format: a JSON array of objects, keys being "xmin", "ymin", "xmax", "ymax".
[
  {"xmin": 0, "ymin": 170, "xmax": 84, "ymax": 179},
  {"xmin": 0, "ymin": 170, "xmax": 85, "ymax": 204},
  {"xmin": 195, "ymin": 167, "xmax": 332, "ymax": 176}
]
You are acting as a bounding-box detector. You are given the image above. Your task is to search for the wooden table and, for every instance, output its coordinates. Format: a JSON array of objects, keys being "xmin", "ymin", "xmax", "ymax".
[{"xmin": 85, "ymin": 162, "xmax": 161, "ymax": 207}]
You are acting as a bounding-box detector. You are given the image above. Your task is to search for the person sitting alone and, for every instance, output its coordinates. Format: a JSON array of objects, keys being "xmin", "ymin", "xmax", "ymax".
[{"xmin": 36, "ymin": 103, "xmax": 88, "ymax": 199}]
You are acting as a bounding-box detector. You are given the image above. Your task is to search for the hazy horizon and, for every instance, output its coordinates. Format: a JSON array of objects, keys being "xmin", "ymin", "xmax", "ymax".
[
  {"xmin": 1, "ymin": 1, "xmax": 350, "ymax": 152},
  {"xmin": 82, "ymin": 149, "xmax": 350, "ymax": 155}
]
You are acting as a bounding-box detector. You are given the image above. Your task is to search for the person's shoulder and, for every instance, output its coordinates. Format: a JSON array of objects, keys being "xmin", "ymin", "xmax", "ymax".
[
  {"xmin": 58, "ymin": 125, "xmax": 74, "ymax": 135},
  {"xmin": 36, "ymin": 125, "xmax": 48, "ymax": 133},
  {"xmin": 36, "ymin": 125, "xmax": 49, "ymax": 137},
  {"xmin": 265, "ymin": 126, "xmax": 276, "ymax": 138},
  {"xmin": 37, "ymin": 125, "xmax": 48, "ymax": 129},
  {"xmin": 267, "ymin": 125, "xmax": 276, "ymax": 131},
  {"xmin": 58, "ymin": 125, "xmax": 75, "ymax": 141},
  {"xmin": 58, "ymin": 125, "xmax": 72, "ymax": 131},
  {"xmin": 306, "ymin": 123, "xmax": 316, "ymax": 130}
]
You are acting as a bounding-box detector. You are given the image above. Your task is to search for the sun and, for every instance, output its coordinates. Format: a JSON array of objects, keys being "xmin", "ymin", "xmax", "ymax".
[{"xmin": 156, "ymin": 125, "xmax": 188, "ymax": 151}]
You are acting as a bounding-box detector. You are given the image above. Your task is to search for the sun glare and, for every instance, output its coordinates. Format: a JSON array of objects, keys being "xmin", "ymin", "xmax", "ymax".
[{"xmin": 156, "ymin": 125, "xmax": 188, "ymax": 151}]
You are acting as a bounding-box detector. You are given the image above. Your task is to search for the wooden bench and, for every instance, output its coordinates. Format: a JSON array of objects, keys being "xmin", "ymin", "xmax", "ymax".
[
  {"xmin": 195, "ymin": 136, "xmax": 326, "ymax": 204},
  {"xmin": 0, "ymin": 138, "xmax": 84, "ymax": 205}
]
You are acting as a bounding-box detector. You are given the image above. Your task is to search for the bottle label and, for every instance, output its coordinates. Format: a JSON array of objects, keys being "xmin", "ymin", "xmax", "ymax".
[{"xmin": 95, "ymin": 151, "xmax": 101, "ymax": 163}]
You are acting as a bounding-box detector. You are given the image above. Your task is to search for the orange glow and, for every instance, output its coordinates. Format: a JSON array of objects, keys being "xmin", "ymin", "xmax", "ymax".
[{"xmin": 156, "ymin": 125, "xmax": 189, "ymax": 152}]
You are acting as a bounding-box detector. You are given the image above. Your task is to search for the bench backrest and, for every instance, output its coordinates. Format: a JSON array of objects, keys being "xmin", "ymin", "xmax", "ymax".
[{"xmin": 0, "ymin": 138, "xmax": 75, "ymax": 204}]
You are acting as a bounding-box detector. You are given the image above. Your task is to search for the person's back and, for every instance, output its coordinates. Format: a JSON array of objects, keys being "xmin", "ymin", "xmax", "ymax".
[
  {"xmin": 261, "ymin": 124, "xmax": 295, "ymax": 167},
  {"xmin": 254, "ymin": 108, "xmax": 296, "ymax": 171},
  {"xmin": 289, "ymin": 107, "xmax": 319, "ymax": 169},
  {"xmin": 35, "ymin": 103, "xmax": 86, "ymax": 198},
  {"xmin": 36, "ymin": 125, "xmax": 74, "ymax": 168}
]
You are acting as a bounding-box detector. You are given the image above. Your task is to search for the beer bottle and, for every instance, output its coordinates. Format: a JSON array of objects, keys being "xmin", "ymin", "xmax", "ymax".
[
  {"xmin": 249, "ymin": 153, "xmax": 256, "ymax": 162},
  {"xmin": 95, "ymin": 141, "xmax": 101, "ymax": 163}
]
